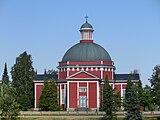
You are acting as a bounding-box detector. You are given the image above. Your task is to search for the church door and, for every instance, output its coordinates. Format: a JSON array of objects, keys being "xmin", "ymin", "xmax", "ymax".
[{"xmin": 79, "ymin": 96, "xmax": 86, "ymax": 108}]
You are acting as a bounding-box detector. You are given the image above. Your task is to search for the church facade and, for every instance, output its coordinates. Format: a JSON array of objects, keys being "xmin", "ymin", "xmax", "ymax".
[{"xmin": 34, "ymin": 19, "xmax": 140, "ymax": 111}]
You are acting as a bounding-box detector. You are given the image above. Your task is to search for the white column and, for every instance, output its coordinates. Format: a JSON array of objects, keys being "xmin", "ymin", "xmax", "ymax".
[
  {"xmin": 60, "ymin": 84, "xmax": 62, "ymax": 105},
  {"xmin": 64, "ymin": 84, "xmax": 66, "ymax": 107},
  {"xmin": 100, "ymin": 68, "xmax": 103, "ymax": 79},
  {"xmin": 87, "ymin": 82, "xmax": 89, "ymax": 108},
  {"xmin": 77, "ymin": 82, "xmax": 79, "ymax": 108},
  {"xmin": 121, "ymin": 84, "xmax": 123, "ymax": 98},
  {"xmin": 67, "ymin": 82, "xmax": 69, "ymax": 110},
  {"xmin": 67, "ymin": 68, "xmax": 70, "ymax": 77},
  {"xmin": 34, "ymin": 83, "xmax": 37, "ymax": 108},
  {"xmin": 97, "ymin": 81, "xmax": 100, "ymax": 109}
]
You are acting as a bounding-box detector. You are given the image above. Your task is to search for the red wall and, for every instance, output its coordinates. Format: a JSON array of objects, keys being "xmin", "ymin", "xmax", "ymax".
[
  {"xmin": 89, "ymin": 82, "xmax": 97, "ymax": 108},
  {"xmin": 103, "ymin": 71, "xmax": 112, "ymax": 80},
  {"xmin": 36, "ymin": 85, "xmax": 43, "ymax": 108},
  {"xmin": 114, "ymin": 85, "xmax": 121, "ymax": 94},
  {"xmin": 59, "ymin": 71, "xmax": 67, "ymax": 79},
  {"xmin": 69, "ymin": 82, "xmax": 77, "ymax": 108}
]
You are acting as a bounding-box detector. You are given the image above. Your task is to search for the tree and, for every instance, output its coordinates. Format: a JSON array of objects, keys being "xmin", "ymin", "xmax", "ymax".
[
  {"xmin": 39, "ymin": 78, "xmax": 58, "ymax": 111},
  {"xmin": 124, "ymin": 76, "xmax": 143, "ymax": 120},
  {"xmin": 11, "ymin": 51, "xmax": 35, "ymax": 110},
  {"xmin": 0, "ymin": 84, "xmax": 20, "ymax": 120},
  {"xmin": 113, "ymin": 92, "xmax": 121, "ymax": 111},
  {"xmin": 136, "ymin": 80, "xmax": 145, "ymax": 108},
  {"xmin": 102, "ymin": 75, "xmax": 114, "ymax": 120},
  {"xmin": 150, "ymin": 65, "xmax": 160, "ymax": 109},
  {"xmin": 143, "ymin": 85, "xmax": 154, "ymax": 111},
  {"xmin": 2, "ymin": 63, "xmax": 10, "ymax": 85}
]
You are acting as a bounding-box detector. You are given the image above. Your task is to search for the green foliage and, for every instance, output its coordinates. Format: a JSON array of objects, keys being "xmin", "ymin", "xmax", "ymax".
[
  {"xmin": 150, "ymin": 65, "xmax": 160, "ymax": 108},
  {"xmin": 136, "ymin": 80, "xmax": 146, "ymax": 107},
  {"xmin": 102, "ymin": 75, "xmax": 114, "ymax": 120},
  {"xmin": 143, "ymin": 85, "xmax": 154, "ymax": 111},
  {"xmin": 124, "ymin": 76, "xmax": 143, "ymax": 120},
  {"xmin": 113, "ymin": 92, "xmax": 121, "ymax": 111},
  {"xmin": 39, "ymin": 78, "xmax": 58, "ymax": 111},
  {"xmin": 2, "ymin": 63, "xmax": 10, "ymax": 85},
  {"xmin": 0, "ymin": 84, "xmax": 20, "ymax": 120},
  {"xmin": 11, "ymin": 51, "xmax": 35, "ymax": 110}
]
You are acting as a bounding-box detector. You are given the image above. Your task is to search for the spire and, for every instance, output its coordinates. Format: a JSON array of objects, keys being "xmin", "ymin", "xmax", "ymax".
[{"xmin": 85, "ymin": 15, "xmax": 88, "ymax": 23}]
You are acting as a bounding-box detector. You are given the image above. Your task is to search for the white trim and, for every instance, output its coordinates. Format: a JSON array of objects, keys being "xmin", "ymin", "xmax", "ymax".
[
  {"xmin": 79, "ymin": 87, "xmax": 87, "ymax": 92},
  {"xmin": 67, "ymin": 81, "xmax": 69, "ymax": 110},
  {"xmin": 60, "ymin": 84, "xmax": 62, "ymax": 105},
  {"xmin": 67, "ymin": 68, "xmax": 69, "ymax": 77},
  {"xmin": 86, "ymin": 67, "xmax": 88, "ymax": 71},
  {"xmin": 87, "ymin": 82, "xmax": 89, "ymax": 108},
  {"xmin": 97, "ymin": 81, "xmax": 99, "ymax": 108},
  {"xmin": 68, "ymin": 81, "xmax": 99, "ymax": 83},
  {"xmin": 77, "ymin": 82, "xmax": 79, "ymax": 107},
  {"xmin": 100, "ymin": 67, "xmax": 103, "ymax": 79},
  {"xmin": 64, "ymin": 84, "xmax": 66, "ymax": 106},
  {"xmin": 58, "ymin": 65, "xmax": 115, "ymax": 69},
  {"xmin": 67, "ymin": 70, "xmax": 99, "ymax": 79},
  {"xmin": 91, "ymin": 67, "xmax": 93, "ymax": 71},
  {"xmin": 121, "ymin": 84, "xmax": 123, "ymax": 97},
  {"xmin": 34, "ymin": 83, "xmax": 37, "ymax": 108},
  {"xmin": 34, "ymin": 83, "xmax": 44, "ymax": 108}
]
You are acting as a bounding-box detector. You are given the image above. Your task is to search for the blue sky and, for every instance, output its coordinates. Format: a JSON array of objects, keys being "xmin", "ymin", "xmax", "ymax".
[{"xmin": 0, "ymin": 0, "xmax": 160, "ymax": 86}]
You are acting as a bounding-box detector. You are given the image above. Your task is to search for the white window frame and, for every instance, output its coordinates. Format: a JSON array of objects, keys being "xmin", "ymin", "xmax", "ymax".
[{"xmin": 79, "ymin": 87, "xmax": 87, "ymax": 92}]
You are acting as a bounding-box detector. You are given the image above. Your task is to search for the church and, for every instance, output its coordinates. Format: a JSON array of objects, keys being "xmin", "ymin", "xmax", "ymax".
[{"xmin": 34, "ymin": 18, "xmax": 140, "ymax": 111}]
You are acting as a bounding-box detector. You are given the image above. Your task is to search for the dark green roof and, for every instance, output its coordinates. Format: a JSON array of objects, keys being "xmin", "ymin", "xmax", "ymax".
[
  {"xmin": 62, "ymin": 42, "xmax": 111, "ymax": 62},
  {"xmin": 80, "ymin": 21, "xmax": 93, "ymax": 29}
]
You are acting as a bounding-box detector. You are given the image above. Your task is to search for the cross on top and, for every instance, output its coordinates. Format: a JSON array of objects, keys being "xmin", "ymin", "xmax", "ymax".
[{"xmin": 85, "ymin": 15, "xmax": 88, "ymax": 22}]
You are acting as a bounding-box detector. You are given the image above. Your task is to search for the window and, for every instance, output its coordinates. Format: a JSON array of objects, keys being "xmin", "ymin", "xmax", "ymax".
[
  {"xmin": 62, "ymin": 89, "xmax": 65, "ymax": 104},
  {"xmin": 122, "ymin": 89, "xmax": 126, "ymax": 98},
  {"xmin": 79, "ymin": 87, "xmax": 86, "ymax": 92}
]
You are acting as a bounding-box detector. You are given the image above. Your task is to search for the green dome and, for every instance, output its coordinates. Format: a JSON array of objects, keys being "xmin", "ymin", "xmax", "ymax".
[
  {"xmin": 62, "ymin": 42, "xmax": 111, "ymax": 62},
  {"xmin": 80, "ymin": 21, "xmax": 93, "ymax": 29}
]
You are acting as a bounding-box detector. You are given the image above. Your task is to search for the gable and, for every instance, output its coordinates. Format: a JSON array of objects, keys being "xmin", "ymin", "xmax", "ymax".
[{"xmin": 67, "ymin": 71, "xmax": 99, "ymax": 79}]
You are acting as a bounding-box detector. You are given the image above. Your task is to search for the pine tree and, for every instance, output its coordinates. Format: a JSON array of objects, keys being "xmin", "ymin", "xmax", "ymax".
[
  {"xmin": 11, "ymin": 51, "xmax": 35, "ymax": 110},
  {"xmin": 113, "ymin": 92, "xmax": 121, "ymax": 111},
  {"xmin": 2, "ymin": 63, "xmax": 10, "ymax": 85},
  {"xmin": 102, "ymin": 75, "xmax": 114, "ymax": 120},
  {"xmin": 39, "ymin": 78, "xmax": 58, "ymax": 111},
  {"xmin": 0, "ymin": 84, "xmax": 20, "ymax": 120},
  {"xmin": 38, "ymin": 79, "xmax": 49, "ymax": 111},
  {"xmin": 48, "ymin": 79, "xmax": 58, "ymax": 111},
  {"xmin": 137, "ymin": 80, "xmax": 145, "ymax": 109},
  {"xmin": 150, "ymin": 65, "xmax": 160, "ymax": 108},
  {"xmin": 124, "ymin": 76, "xmax": 143, "ymax": 120}
]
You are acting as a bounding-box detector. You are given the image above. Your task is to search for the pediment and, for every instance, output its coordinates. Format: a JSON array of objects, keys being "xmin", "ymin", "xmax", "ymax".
[{"xmin": 67, "ymin": 70, "xmax": 99, "ymax": 79}]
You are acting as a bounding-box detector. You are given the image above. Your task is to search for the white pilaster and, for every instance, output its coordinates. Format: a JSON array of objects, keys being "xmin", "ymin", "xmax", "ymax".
[
  {"xmin": 100, "ymin": 68, "xmax": 103, "ymax": 79},
  {"xmin": 87, "ymin": 82, "xmax": 89, "ymax": 108},
  {"xmin": 77, "ymin": 82, "xmax": 79, "ymax": 108},
  {"xmin": 97, "ymin": 81, "xmax": 100, "ymax": 109},
  {"xmin": 34, "ymin": 83, "xmax": 37, "ymax": 108},
  {"xmin": 67, "ymin": 82, "xmax": 69, "ymax": 110},
  {"xmin": 121, "ymin": 84, "xmax": 123, "ymax": 98},
  {"xmin": 67, "ymin": 68, "xmax": 70, "ymax": 77},
  {"xmin": 60, "ymin": 84, "xmax": 62, "ymax": 105}
]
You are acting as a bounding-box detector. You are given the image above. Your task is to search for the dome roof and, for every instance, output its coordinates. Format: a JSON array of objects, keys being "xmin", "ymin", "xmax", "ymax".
[
  {"xmin": 62, "ymin": 42, "xmax": 112, "ymax": 62},
  {"xmin": 80, "ymin": 21, "xmax": 93, "ymax": 30}
]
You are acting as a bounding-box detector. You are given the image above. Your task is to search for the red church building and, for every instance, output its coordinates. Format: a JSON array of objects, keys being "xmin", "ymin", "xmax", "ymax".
[{"xmin": 34, "ymin": 19, "xmax": 140, "ymax": 111}]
